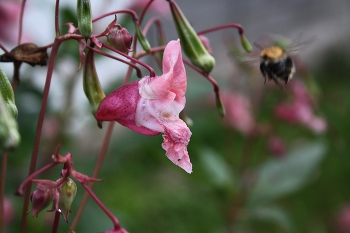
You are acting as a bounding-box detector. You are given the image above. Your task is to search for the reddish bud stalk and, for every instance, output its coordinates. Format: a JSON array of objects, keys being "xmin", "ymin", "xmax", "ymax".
[{"xmin": 103, "ymin": 43, "xmax": 156, "ymax": 77}]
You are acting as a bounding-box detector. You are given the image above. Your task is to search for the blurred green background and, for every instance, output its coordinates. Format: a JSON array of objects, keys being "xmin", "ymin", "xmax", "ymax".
[{"xmin": 2, "ymin": 0, "xmax": 350, "ymax": 232}]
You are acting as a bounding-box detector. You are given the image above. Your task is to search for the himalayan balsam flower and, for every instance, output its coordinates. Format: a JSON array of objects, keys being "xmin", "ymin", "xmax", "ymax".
[{"xmin": 95, "ymin": 40, "xmax": 192, "ymax": 173}]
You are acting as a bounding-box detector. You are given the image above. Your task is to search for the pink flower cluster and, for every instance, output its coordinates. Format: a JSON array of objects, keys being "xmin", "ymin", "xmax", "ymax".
[
  {"xmin": 95, "ymin": 40, "xmax": 192, "ymax": 173},
  {"xmin": 274, "ymin": 80, "xmax": 327, "ymax": 134}
]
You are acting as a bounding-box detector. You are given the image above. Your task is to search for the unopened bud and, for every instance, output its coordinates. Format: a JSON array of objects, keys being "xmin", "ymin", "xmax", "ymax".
[
  {"xmin": 83, "ymin": 49, "xmax": 105, "ymax": 115},
  {"xmin": 77, "ymin": 0, "xmax": 93, "ymax": 38},
  {"xmin": 0, "ymin": 68, "xmax": 17, "ymax": 118},
  {"xmin": 240, "ymin": 34, "xmax": 253, "ymax": 53},
  {"xmin": 30, "ymin": 186, "xmax": 54, "ymax": 217},
  {"xmin": 169, "ymin": 0, "xmax": 215, "ymax": 74},
  {"xmin": 216, "ymin": 95, "xmax": 225, "ymax": 117},
  {"xmin": 58, "ymin": 178, "xmax": 77, "ymax": 222},
  {"xmin": 0, "ymin": 95, "xmax": 20, "ymax": 150},
  {"xmin": 135, "ymin": 24, "xmax": 151, "ymax": 52},
  {"xmin": 107, "ymin": 26, "xmax": 133, "ymax": 54}
]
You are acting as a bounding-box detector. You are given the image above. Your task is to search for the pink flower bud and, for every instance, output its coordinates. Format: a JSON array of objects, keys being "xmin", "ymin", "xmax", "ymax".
[
  {"xmin": 107, "ymin": 26, "xmax": 133, "ymax": 54},
  {"xmin": 30, "ymin": 186, "xmax": 54, "ymax": 216},
  {"xmin": 267, "ymin": 136, "xmax": 286, "ymax": 157}
]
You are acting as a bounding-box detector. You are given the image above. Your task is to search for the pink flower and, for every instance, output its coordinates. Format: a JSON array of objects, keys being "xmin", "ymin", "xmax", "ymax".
[
  {"xmin": 267, "ymin": 136, "xmax": 286, "ymax": 157},
  {"xmin": 274, "ymin": 80, "xmax": 327, "ymax": 134},
  {"xmin": 127, "ymin": 0, "xmax": 170, "ymax": 16},
  {"xmin": 0, "ymin": 1, "xmax": 20, "ymax": 43},
  {"xmin": 220, "ymin": 92, "xmax": 255, "ymax": 135},
  {"xmin": 95, "ymin": 40, "xmax": 192, "ymax": 173}
]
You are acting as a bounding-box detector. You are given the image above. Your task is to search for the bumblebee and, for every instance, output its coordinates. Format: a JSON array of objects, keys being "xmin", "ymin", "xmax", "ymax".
[{"xmin": 259, "ymin": 46, "xmax": 295, "ymax": 88}]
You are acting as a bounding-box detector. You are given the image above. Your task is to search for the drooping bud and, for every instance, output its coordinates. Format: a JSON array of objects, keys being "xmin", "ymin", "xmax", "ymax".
[
  {"xmin": 30, "ymin": 186, "xmax": 54, "ymax": 217},
  {"xmin": 83, "ymin": 49, "xmax": 105, "ymax": 115},
  {"xmin": 0, "ymin": 95, "xmax": 20, "ymax": 150},
  {"xmin": 107, "ymin": 25, "xmax": 133, "ymax": 54},
  {"xmin": 58, "ymin": 178, "xmax": 77, "ymax": 222},
  {"xmin": 0, "ymin": 68, "xmax": 17, "ymax": 118},
  {"xmin": 77, "ymin": 0, "xmax": 93, "ymax": 38},
  {"xmin": 168, "ymin": 0, "xmax": 215, "ymax": 74},
  {"xmin": 0, "ymin": 43, "xmax": 48, "ymax": 66},
  {"xmin": 135, "ymin": 24, "xmax": 151, "ymax": 52},
  {"xmin": 240, "ymin": 34, "xmax": 253, "ymax": 53}
]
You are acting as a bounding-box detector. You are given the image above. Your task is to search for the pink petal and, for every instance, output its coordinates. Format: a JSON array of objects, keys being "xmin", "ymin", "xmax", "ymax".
[
  {"xmin": 162, "ymin": 121, "xmax": 192, "ymax": 173},
  {"xmin": 95, "ymin": 81, "xmax": 159, "ymax": 136}
]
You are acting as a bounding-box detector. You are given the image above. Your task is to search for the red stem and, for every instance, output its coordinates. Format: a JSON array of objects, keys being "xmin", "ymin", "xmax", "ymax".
[
  {"xmin": 197, "ymin": 23, "xmax": 244, "ymax": 36},
  {"xmin": 55, "ymin": 0, "xmax": 61, "ymax": 37},
  {"xmin": 92, "ymin": 10, "xmax": 138, "ymax": 23},
  {"xmin": 19, "ymin": 39, "xmax": 62, "ymax": 233},
  {"xmin": 86, "ymin": 45, "xmax": 143, "ymax": 78},
  {"xmin": 103, "ymin": 43, "xmax": 156, "ymax": 77},
  {"xmin": 80, "ymin": 183, "xmax": 122, "ymax": 230},
  {"xmin": 51, "ymin": 211, "xmax": 61, "ymax": 233},
  {"xmin": 0, "ymin": 151, "xmax": 8, "ymax": 233},
  {"xmin": 139, "ymin": 0, "xmax": 154, "ymax": 25},
  {"xmin": 17, "ymin": 0, "xmax": 27, "ymax": 45},
  {"xmin": 16, "ymin": 162, "xmax": 60, "ymax": 196},
  {"xmin": 69, "ymin": 122, "xmax": 115, "ymax": 231}
]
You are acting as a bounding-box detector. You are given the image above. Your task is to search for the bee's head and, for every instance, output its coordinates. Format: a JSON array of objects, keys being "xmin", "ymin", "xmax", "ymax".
[{"xmin": 260, "ymin": 46, "xmax": 285, "ymax": 61}]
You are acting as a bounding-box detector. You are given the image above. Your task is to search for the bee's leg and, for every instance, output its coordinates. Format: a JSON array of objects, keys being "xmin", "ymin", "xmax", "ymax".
[
  {"xmin": 272, "ymin": 76, "xmax": 283, "ymax": 89},
  {"xmin": 260, "ymin": 63, "xmax": 267, "ymax": 84}
]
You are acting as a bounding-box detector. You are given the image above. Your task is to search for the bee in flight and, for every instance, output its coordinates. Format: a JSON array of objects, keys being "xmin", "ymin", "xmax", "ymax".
[
  {"xmin": 259, "ymin": 45, "xmax": 295, "ymax": 88},
  {"xmin": 239, "ymin": 36, "xmax": 314, "ymax": 88}
]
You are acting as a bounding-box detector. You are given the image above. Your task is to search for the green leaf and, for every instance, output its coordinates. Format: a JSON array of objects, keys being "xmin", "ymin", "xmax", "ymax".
[
  {"xmin": 247, "ymin": 141, "xmax": 326, "ymax": 206},
  {"xmin": 244, "ymin": 205, "xmax": 293, "ymax": 232},
  {"xmin": 200, "ymin": 148, "xmax": 236, "ymax": 189}
]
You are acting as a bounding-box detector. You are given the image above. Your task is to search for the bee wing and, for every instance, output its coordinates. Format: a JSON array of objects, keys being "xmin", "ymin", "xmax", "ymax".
[{"xmin": 286, "ymin": 36, "xmax": 316, "ymax": 55}]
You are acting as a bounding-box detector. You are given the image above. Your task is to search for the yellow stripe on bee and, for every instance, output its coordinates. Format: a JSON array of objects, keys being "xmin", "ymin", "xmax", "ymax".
[{"xmin": 261, "ymin": 46, "xmax": 285, "ymax": 60}]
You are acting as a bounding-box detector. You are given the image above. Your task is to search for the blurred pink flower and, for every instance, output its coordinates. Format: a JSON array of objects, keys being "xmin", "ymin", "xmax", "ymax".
[
  {"xmin": 127, "ymin": 0, "xmax": 170, "ymax": 16},
  {"xmin": 274, "ymin": 80, "xmax": 327, "ymax": 134},
  {"xmin": 95, "ymin": 39, "xmax": 192, "ymax": 173},
  {"xmin": 336, "ymin": 205, "xmax": 350, "ymax": 233},
  {"xmin": 3, "ymin": 197, "xmax": 14, "ymax": 224},
  {"xmin": 221, "ymin": 92, "xmax": 255, "ymax": 135},
  {"xmin": 267, "ymin": 136, "xmax": 286, "ymax": 157},
  {"xmin": 0, "ymin": 1, "xmax": 20, "ymax": 43}
]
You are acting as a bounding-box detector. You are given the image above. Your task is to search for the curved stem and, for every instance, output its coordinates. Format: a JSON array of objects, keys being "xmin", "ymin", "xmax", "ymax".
[
  {"xmin": 0, "ymin": 151, "xmax": 8, "ymax": 233},
  {"xmin": 104, "ymin": 43, "xmax": 155, "ymax": 77},
  {"xmin": 80, "ymin": 182, "xmax": 122, "ymax": 230},
  {"xmin": 17, "ymin": 0, "xmax": 27, "ymax": 45},
  {"xmin": 69, "ymin": 122, "xmax": 115, "ymax": 231},
  {"xmin": 92, "ymin": 10, "xmax": 138, "ymax": 23},
  {"xmin": 197, "ymin": 23, "xmax": 245, "ymax": 36},
  {"xmin": 16, "ymin": 162, "xmax": 60, "ymax": 196},
  {"xmin": 19, "ymin": 39, "xmax": 62, "ymax": 233},
  {"xmin": 86, "ymin": 45, "xmax": 143, "ymax": 78}
]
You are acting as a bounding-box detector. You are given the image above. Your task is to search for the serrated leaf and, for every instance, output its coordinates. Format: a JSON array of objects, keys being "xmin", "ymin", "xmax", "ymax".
[{"xmin": 248, "ymin": 141, "xmax": 326, "ymax": 206}]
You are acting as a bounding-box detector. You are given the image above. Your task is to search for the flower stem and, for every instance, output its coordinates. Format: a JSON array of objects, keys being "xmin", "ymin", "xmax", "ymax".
[
  {"xmin": 197, "ymin": 23, "xmax": 245, "ymax": 36},
  {"xmin": 55, "ymin": 0, "xmax": 61, "ymax": 37},
  {"xmin": 69, "ymin": 122, "xmax": 115, "ymax": 231},
  {"xmin": 19, "ymin": 39, "xmax": 62, "ymax": 233},
  {"xmin": 0, "ymin": 151, "xmax": 8, "ymax": 233},
  {"xmin": 17, "ymin": 0, "xmax": 27, "ymax": 44},
  {"xmin": 80, "ymin": 182, "xmax": 122, "ymax": 230},
  {"xmin": 51, "ymin": 211, "xmax": 60, "ymax": 233}
]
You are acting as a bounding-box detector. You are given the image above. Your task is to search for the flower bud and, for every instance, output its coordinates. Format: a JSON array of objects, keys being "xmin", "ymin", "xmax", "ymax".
[
  {"xmin": 0, "ymin": 67, "xmax": 17, "ymax": 118},
  {"xmin": 169, "ymin": 0, "xmax": 215, "ymax": 74},
  {"xmin": 240, "ymin": 34, "xmax": 253, "ymax": 53},
  {"xmin": 83, "ymin": 49, "xmax": 105, "ymax": 115},
  {"xmin": 135, "ymin": 24, "xmax": 151, "ymax": 52},
  {"xmin": 107, "ymin": 25, "xmax": 133, "ymax": 54},
  {"xmin": 0, "ymin": 95, "xmax": 20, "ymax": 150},
  {"xmin": 77, "ymin": 0, "xmax": 92, "ymax": 38},
  {"xmin": 30, "ymin": 186, "xmax": 54, "ymax": 216},
  {"xmin": 58, "ymin": 178, "xmax": 77, "ymax": 222}
]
